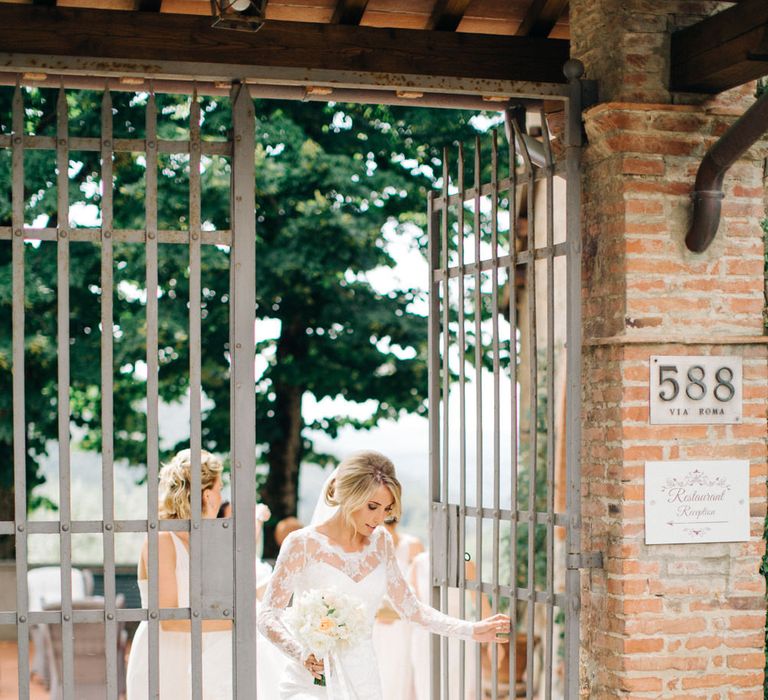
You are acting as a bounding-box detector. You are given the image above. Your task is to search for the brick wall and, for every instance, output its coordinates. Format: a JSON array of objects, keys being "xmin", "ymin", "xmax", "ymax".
[{"xmin": 571, "ymin": 1, "xmax": 768, "ymax": 697}]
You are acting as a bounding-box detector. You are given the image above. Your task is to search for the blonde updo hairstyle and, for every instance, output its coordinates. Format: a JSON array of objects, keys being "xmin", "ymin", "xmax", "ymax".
[
  {"xmin": 159, "ymin": 449, "xmax": 223, "ymax": 520},
  {"xmin": 325, "ymin": 451, "xmax": 402, "ymax": 531}
]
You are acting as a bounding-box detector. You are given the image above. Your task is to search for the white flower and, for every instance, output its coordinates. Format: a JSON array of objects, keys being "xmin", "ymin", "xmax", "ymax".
[{"xmin": 284, "ymin": 588, "xmax": 369, "ymax": 660}]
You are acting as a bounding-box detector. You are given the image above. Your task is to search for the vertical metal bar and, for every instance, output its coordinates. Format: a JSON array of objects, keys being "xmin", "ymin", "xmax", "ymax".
[
  {"xmin": 12, "ymin": 82, "xmax": 30, "ymax": 700},
  {"xmin": 541, "ymin": 107, "xmax": 556, "ymax": 700},
  {"xmin": 439, "ymin": 147, "xmax": 450, "ymax": 700},
  {"xmin": 427, "ymin": 190, "xmax": 441, "ymax": 700},
  {"xmin": 490, "ymin": 130, "xmax": 500, "ymax": 700},
  {"xmin": 512, "ymin": 117, "xmax": 537, "ymax": 700},
  {"xmin": 456, "ymin": 142, "xmax": 467, "ymax": 698},
  {"xmin": 100, "ymin": 87, "xmax": 118, "ymax": 700},
  {"xmin": 230, "ymin": 82, "xmax": 257, "ymax": 699},
  {"xmin": 506, "ymin": 111, "xmax": 520, "ymax": 697},
  {"xmin": 145, "ymin": 90, "xmax": 161, "ymax": 700},
  {"xmin": 56, "ymin": 85, "xmax": 75, "ymax": 700},
  {"xmin": 563, "ymin": 63, "xmax": 584, "ymax": 700},
  {"xmin": 472, "ymin": 135, "xmax": 483, "ymax": 700},
  {"xmin": 188, "ymin": 91, "xmax": 204, "ymax": 700}
]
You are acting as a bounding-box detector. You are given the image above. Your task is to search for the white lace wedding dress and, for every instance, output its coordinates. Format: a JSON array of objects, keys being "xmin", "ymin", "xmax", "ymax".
[{"xmin": 258, "ymin": 525, "xmax": 477, "ymax": 699}]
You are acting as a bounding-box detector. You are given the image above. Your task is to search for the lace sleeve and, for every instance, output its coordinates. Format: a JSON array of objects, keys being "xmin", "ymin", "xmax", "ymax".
[
  {"xmin": 383, "ymin": 531, "xmax": 476, "ymax": 641},
  {"xmin": 256, "ymin": 530, "xmax": 305, "ymax": 662}
]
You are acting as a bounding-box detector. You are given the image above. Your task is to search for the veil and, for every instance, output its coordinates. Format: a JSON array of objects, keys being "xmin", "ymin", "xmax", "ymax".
[{"xmin": 309, "ymin": 467, "xmax": 339, "ymax": 526}]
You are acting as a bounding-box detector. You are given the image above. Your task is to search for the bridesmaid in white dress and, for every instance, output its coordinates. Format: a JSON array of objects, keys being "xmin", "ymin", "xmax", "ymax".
[
  {"xmin": 258, "ymin": 450, "xmax": 511, "ymax": 699},
  {"xmin": 371, "ymin": 519, "xmax": 424, "ymax": 700},
  {"xmin": 125, "ymin": 449, "xmax": 233, "ymax": 700}
]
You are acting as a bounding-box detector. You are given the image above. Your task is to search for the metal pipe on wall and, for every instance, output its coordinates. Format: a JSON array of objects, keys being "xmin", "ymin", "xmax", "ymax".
[{"xmin": 685, "ymin": 88, "xmax": 768, "ymax": 253}]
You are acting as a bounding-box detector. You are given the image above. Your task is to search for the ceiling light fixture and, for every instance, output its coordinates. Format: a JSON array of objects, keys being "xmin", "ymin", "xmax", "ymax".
[{"xmin": 211, "ymin": 0, "xmax": 267, "ymax": 32}]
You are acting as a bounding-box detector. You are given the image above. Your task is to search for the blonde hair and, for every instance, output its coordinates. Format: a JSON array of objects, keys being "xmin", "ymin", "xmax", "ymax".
[
  {"xmin": 325, "ymin": 451, "xmax": 402, "ymax": 529},
  {"xmin": 158, "ymin": 449, "xmax": 223, "ymax": 520}
]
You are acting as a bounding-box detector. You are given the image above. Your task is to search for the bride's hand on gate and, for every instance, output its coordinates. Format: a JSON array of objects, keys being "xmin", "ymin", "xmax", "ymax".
[
  {"xmin": 303, "ymin": 653, "xmax": 324, "ymax": 680},
  {"xmin": 472, "ymin": 613, "xmax": 512, "ymax": 643}
]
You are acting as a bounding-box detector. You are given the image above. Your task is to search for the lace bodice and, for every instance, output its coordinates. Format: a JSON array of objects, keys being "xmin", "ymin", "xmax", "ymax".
[{"xmin": 258, "ymin": 526, "xmax": 476, "ymax": 663}]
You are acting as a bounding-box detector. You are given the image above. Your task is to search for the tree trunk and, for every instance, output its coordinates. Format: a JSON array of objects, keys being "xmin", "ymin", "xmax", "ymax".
[{"xmin": 261, "ymin": 381, "xmax": 305, "ymax": 559}]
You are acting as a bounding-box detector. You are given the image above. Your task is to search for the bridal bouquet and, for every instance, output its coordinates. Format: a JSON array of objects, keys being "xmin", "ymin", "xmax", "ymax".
[{"xmin": 284, "ymin": 588, "xmax": 369, "ymax": 687}]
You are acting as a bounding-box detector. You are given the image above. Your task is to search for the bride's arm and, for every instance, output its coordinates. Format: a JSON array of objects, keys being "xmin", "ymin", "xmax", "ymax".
[
  {"xmin": 256, "ymin": 531, "xmax": 305, "ymax": 661},
  {"xmin": 382, "ymin": 531, "xmax": 509, "ymax": 643}
]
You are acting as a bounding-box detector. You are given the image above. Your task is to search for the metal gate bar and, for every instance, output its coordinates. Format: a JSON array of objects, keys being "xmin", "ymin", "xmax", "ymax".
[
  {"xmin": 490, "ymin": 129, "xmax": 501, "ymax": 700},
  {"xmin": 439, "ymin": 148, "xmax": 450, "ymax": 698},
  {"xmin": 563, "ymin": 66, "xmax": 584, "ymax": 700},
  {"xmin": 56, "ymin": 85, "xmax": 75, "ymax": 700},
  {"xmin": 505, "ymin": 124, "xmax": 520, "ymax": 700},
  {"xmin": 100, "ymin": 87, "xmax": 120, "ymax": 700},
  {"xmin": 1, "ymin": 79, "xmax": 257, "ymax": 698},
  {"xmin": 229, "ymin": 82, "xmax": 257, "ymax": 697},
  {"xmin": 189, "ymin": 90, "xmax": 204, "ymax": 700},
  {"xmin": 471, "ymin": 135, "xmax": 484, "ymax": 700},
  {"xmin": 12, "ymin": 82, "xmax": 30, "ymax": 700},
  {"xmin": 456, "ymin": 142, "xmax": 467, "ymax": 699},
  {"xmin": 541, "ymin": 108, "xmax": 556, "ymax": 700},
  {"xmin": 145, "ymin": 90, "xmax": 162, "ymax": 700}
]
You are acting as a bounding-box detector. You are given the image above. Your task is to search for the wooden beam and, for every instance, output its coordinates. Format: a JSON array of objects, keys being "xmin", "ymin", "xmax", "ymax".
[
  {"xmin": 425, "ymin": 0, "xmax": 472, "ymax": 32},
  {"xmin": 516, "ymin": 0, "xmax": 568, "ymax": 38},
  {"xmin": 671, "ymin": 0, "xmax": 768, "ymax": 93},
  {"xmin": 0, "ymin": 4, "xmax": 571, "ymax": 94},
  {"xmin": 330, "ymin": 0, "xmax": 369, "ymax": 25}
]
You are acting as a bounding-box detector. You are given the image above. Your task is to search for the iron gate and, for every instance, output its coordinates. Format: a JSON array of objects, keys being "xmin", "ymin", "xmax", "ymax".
[
  {"xmin": 427, "ymin": 71, "xmax": 585, "ymax": 700},
  {"xmin": 0, "ymin": 81, "xmax": 256, "ymax": 699}
]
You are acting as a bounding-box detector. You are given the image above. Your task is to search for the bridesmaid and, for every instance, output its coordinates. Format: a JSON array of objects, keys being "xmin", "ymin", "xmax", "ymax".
[
  {"xmin": 125, "ymin": 449, "xmax": 232, "ymax": 700},
  {"xmin": 371, "ymin": 517, "xmax": 424, "ymax": 700}
]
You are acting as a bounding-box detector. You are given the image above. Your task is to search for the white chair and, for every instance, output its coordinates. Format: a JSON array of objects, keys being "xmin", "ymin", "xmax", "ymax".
[
  {"xmin": 27, "ymin": 567, "xmax": 89, "ymax": 686},
  {"xmin": 43, "ymin": 595, "xmax": 127, "ymax": 700}
]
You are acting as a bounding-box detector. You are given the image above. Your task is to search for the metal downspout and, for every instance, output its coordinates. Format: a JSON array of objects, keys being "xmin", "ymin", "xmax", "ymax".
[{"xmin": 685, "ymin": 88, "xmax": 768, "ymax": 253}]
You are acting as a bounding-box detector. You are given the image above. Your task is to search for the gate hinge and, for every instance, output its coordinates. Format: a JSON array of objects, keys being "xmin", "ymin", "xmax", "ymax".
[{"xmin": 567, "ymin": 552, "xmax": 603, "ymax": 570}]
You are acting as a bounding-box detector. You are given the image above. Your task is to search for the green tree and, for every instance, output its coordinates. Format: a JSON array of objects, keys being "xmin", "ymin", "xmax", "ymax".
[{"xmin": 1, "ymin": 87, "xmax": 495, "ymax": 556}]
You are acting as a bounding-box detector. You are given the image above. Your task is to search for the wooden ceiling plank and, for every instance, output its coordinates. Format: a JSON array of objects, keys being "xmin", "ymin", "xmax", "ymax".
[
  {"xmin": 425, "ymin": 0, "xmax": 473, "ymax": 31},
  {"xmin": 671, "ymin": 0, "xmax": 768, "ymax": 92},
  {"xmin": 516, "ymin": 0, "xmax": 568, "ymax": 37},
  {"xmin": 330, "ymin": 0, "xmax": 370, "ymax": 24},
  {"xmin": 0, "ymin": 3, "xmax": 571, "ymax": 90}
]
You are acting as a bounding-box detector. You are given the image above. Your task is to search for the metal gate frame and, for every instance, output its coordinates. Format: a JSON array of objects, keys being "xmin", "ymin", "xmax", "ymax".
[
  {"xmin": 0, "ymin": 62, "xmax": 589, "ymax": 699},
  {"xmin": 0, "ymin": 80, "xmax": 256, "ymax": 699},
  {"xmin": 426, "ymin": 65, "xmax": 586, "ymax": 700}
]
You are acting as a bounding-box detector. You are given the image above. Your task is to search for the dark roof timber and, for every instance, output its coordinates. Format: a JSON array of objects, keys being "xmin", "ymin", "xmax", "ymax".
[
  {"xmin": 516, "ymin": 0, "xmax": 568, "ymax": 38},
  {"xmin": 425, "ymin": 0, "xmax": 473, "ymax": 32},
  {"xmin": 671, "ymin": 0, "xmax": 768, "ymax": 93},
  {"xmin": 330, "ymin": 0, "xmax": 369, "ymax": 26},
  {"xmin": 0, "ymin": 4, "xmax": 571, "ymax": 91}
]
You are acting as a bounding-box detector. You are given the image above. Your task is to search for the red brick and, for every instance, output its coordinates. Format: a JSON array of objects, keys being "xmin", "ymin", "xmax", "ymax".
[
  {"xmin": 621, "ymin": 157, "xmax": 665, "ymax": 175},
  {"xmin": 682, "ymin": 672, "xmax": 763, "ymax": 689},
  {"xmin": 727, "ymin": 654, "xmax": 765, "ymax": 670}
]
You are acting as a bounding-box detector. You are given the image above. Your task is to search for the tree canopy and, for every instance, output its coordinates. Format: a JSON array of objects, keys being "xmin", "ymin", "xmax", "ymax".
[{"xmin": 0, "ymin": 86, "xmax": 498, "ymax": 554}]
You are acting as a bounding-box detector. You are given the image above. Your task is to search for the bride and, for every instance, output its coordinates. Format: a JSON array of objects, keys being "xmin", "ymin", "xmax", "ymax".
[{"xmin": 258, "ymin": 450, "xmax": 511, "ymax": 699}]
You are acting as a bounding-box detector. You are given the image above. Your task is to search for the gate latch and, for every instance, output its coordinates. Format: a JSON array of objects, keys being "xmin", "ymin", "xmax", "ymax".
[{"xmin": 567, "ymin": 552, "xmax": 603, "ymax": 570}]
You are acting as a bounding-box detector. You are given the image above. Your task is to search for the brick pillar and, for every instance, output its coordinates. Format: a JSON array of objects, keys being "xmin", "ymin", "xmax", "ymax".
[{"xmin": 570, "ymin": 1, "xmax": 768, "ymax": 697}]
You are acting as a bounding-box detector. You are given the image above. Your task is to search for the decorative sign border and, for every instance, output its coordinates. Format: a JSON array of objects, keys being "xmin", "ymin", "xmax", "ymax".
[{"xmin": 644, "ymin": 460, "xmax": 750, "ymax": 545}]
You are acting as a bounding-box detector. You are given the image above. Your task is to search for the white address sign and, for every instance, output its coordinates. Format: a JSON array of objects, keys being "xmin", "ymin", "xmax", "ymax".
[{"xmin": 649, "ymin": 355, "xmax": 742, "ymax": 425}]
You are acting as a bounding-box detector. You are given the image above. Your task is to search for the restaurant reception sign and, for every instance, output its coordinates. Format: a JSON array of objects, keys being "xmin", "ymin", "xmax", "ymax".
[{"xmin": 644, "ymin": 460, "xmax": 750, "ymax": 545}]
